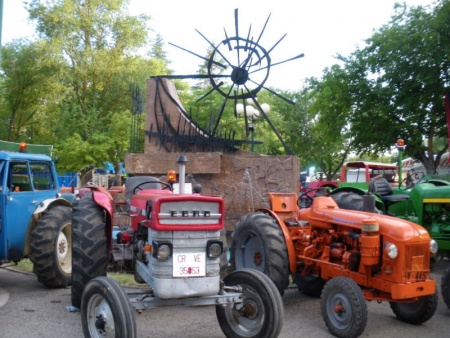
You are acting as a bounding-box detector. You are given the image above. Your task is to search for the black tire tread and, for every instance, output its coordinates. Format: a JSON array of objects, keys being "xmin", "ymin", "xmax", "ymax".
[
  {"xmin": 294, "ymin": 273, "xmax": 325, "ymax": 297},
  {"xmin": 331, "ymin": 191, "xmax": 365, "ymax": 211},
  {"xmin": 29, "ymin": 205, "xmax": 72, "ymax": 288},
  {"xmin": 442, "ymin": 266, "xmax": 450, "ymax": 310},
  {"xmin": 71, "ymin": 194, "xmax": 108, "ymax": 307},
  {"xmin": 389, "ymin": 292, "xmax": 438, "ymax": 324}
]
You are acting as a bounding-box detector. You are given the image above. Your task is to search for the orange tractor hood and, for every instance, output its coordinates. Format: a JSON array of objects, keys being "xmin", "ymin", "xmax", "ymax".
[{"xmin": 299, "ymin": 196, "xmax": 430, "ymax": 242}]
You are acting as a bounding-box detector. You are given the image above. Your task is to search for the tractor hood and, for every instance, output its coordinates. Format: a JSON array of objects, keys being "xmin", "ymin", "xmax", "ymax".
[
  {"xmin": 130, "ymin": 191, "xmax": 225, "ymax": 231},
  {"xmin": 300, "ymin": 196, "xmax": 430, "ymax": 242},
  {"xmin": 410, "ymin": 181, "xmax": 450, "ymax": 198}
]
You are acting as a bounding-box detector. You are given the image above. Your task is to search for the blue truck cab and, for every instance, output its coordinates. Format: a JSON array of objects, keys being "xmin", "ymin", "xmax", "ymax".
[{"xmin": 0, "ymin": 150, "xmax": 73, "ymax": 287}]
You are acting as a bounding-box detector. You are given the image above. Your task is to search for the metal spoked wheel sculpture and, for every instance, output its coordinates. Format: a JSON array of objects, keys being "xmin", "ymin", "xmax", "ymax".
[{"xmin": 167, "ymin": 8, "xmax": 304, "ymax": 154}]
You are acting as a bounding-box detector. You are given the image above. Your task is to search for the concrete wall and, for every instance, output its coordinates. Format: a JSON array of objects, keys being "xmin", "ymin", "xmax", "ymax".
[{"xmin": 125, "ymin": 151, "xmax": 299, "ymax": 233}]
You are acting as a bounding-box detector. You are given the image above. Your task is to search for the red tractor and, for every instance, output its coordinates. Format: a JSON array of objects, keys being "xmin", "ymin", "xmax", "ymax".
[
  {"xmin": 230, "ymin": 192, "xmax": 438, "ymax": 338},
  {"xmin": 70, "ymin": 156, "xmax": 284, "ymax": 338}
]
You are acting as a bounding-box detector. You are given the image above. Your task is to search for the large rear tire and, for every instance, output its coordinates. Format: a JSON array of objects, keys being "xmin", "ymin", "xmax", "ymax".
[
  {"xmin": 331, "ymin": 191, "xmax": 365, "ymax": 211},
  {"xmin": 216, "ymin": 269, "xmax": 284, "ymax": 338},
  {"xmin": 389, "ymin": 293, "xmax": 438, "ymax": 324},
  {"xmin": 442, "ymin": 266, "xmax": 450, "ymax": 310},
  {"xmin": 30, "ymin": 205, "xmax": 72, "ymax": 288},
  {"xmin": 321, "ymin": 277, "xmax": 367, "ymax": 338},
  {"xmin": 72, "ymin": 193, "xmax": 108, "ymax": 308},
  {"xmin": 81, "ymin": 276, "xmax": 136, "ymax": 338},
  {"xmin": 229, "ymin": 212, "xmax": 290, "ymax": 294}
]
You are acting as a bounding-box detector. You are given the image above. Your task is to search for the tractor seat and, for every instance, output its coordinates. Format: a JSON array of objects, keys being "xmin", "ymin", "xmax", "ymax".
[{"xmin": 369, "ymin": 176, "xmax": 410, "ymax": 211}]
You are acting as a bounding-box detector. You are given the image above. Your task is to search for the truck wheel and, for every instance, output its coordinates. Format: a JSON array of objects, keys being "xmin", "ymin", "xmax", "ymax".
[
  {"xmin": 389, "ymin": 292, "xmax": 438, "ymax": 324},
  {"xmin": 216, "ymin": 268, "xmax": 284, "ymax": 338},
  {"xmin": 30, "ymin": 205, "xmax": 72, "ymax": 288},
  {"xmin": 72, "ymin": 193, "xmax": 108, "ymax": 308},
  {"xmin": 229, "ymin": 212, "xmax": 289, "ymax": 295},
  {"xmin": 321, "ymin": 277, "xmax": 367, "ymax": 338},
  {"xmin": 81, "ymin": 276, "xmax": 136, "ymax": 338},
  {"xmin": 442, "ymin": 266, "xmax": 450, "ymax": 310},
  {"xmin": 294, "ymin": 273, "xmax": 325, "ymax": 297}
]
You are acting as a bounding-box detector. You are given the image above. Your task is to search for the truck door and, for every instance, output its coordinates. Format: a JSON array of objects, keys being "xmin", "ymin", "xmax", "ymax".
[
  {"xmin": 1, "ymin": 161, "xmax": 55, "ymax": 261},
  {"xmin": 0, "ymin": 161, "xmax": 6, "ymax": 260}
]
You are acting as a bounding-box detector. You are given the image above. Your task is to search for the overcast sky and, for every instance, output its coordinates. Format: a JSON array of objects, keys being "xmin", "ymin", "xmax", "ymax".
[{"xmin": 1, "ymin": 0, "xmax": 438, "ymax": 90}]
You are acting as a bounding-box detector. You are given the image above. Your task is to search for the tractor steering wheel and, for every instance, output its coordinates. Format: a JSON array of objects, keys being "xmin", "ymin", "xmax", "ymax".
[
  {"xmin": 398, "ymin": 171, "xmax": 424, "ymax": 190},
  {"xmin": 298, "ymin": 192, "xmax": 314, "ymax": 208},
  {"xmin": 132, "ymin": 180, "xmax": 172, "ymax": 194}
]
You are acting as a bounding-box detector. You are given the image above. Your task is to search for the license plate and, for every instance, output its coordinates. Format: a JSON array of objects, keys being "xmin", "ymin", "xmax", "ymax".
[{"xmin": 173, "ymin": 252, "xmax": 206, "ymax": 277}]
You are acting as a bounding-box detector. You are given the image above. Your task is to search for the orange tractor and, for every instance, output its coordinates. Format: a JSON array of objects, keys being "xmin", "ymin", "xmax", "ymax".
[{"xmin": 229, "ymin": 192, "xmax": 438, "ymax": 338}]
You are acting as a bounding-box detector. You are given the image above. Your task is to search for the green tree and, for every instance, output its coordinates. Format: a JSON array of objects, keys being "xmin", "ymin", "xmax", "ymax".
[
  {"xmin": 26, "ymin": 0, "xmax": 166, "ymax": 172},
  {"xmin": 342, "ymin": 1, "xmax": 450, "ymax": 173},
  {"xmin": 0, "ymin": 39, "xmax": 65, "ymax": 143},
  {"xmin": 278, "ymin": 66, "xmax": 355, "ymax": 180},
  {"xmin": 150, "ymin": 33, "xmax": 170, "ymax": 63}
]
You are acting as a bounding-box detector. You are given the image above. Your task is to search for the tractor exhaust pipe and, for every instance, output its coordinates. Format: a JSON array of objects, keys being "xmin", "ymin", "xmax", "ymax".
[{"xmin": 176, "ymin": 155, "xmax": 188, "ymax": 194}]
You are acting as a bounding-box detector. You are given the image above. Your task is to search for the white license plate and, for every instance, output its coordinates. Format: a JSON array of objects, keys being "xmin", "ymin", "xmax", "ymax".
[{"xmin": 173, "ymin": 252, "xmax": 206, "ymax": 277}]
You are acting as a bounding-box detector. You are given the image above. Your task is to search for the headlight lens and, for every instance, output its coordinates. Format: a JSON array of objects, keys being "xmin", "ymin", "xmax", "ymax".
[
  {"xmin": 207, "ymin": 240, "xmax": 223, "ymax": 258},
  {"xmin": 153, "ymin": 242, "xmax": 172, "ymax": 260},
  {"xmin": 430, "ymin": 239, "xmax": 438, "ymax": 254},
  {"xmin": 386, "ymin": 243, "xmax": 398, "ymax": 259}
]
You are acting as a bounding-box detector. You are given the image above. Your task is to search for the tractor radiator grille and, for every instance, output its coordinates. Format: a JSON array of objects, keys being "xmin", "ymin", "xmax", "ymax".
[{"xmin": 404, "ymin": 243, "xmax": 430, "ymax": 282}]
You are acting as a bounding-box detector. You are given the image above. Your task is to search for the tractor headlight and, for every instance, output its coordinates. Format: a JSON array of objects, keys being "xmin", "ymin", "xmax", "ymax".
[
  {"xmin": 430, "ymin": 239, "xmax": 438, "ymax": 254},
  {"xmin": 152, "ymin": 241, "xmax": 172, "ymax": 260},
  {"xmin": 206, "ymin": 240, "xmax": 223, "ymax": 258},
  {"xmin": 386, "ymin": 243, "xmax": 398, "ymax": 259}
]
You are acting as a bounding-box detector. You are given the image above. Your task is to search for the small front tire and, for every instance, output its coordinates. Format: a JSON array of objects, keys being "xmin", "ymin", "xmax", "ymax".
[
  {"xmin": 81, "ymin": 276, "xmax": 136, "ymax": 338},
  {"xmin": 389, "ymin": 293, "xmax": 438, "ymax": 324},
  {"xmin": 321, "ymin": 277, "xmax": 367, "ymax": 338},
  {"xmin": 216, "ymin": 269, "xmax": 284, "ymax": 338}
]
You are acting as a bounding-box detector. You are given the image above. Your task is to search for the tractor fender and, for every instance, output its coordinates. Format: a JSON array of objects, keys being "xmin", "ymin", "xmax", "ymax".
[
  {"xmin": 91, "ymin": 190, "xmax": 114, "ymax": 219},
  {"xmin": 78, "ymin": 186, "xmax": 114, "ymax": 220},
  {"xmin": 33, "ymin": 197, "xmax": 72, "ymax": 215},
  {"xmin": 257, "ymin": 208, "xmax": 297, "ymax": 274}
]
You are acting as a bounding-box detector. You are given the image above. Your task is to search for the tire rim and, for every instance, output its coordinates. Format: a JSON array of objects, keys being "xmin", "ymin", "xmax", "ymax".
[
  {"xmin": 86, "ymin": 295, "xmax": 115, "ymax": 338},
  {"xmin": 57, "ymin": 223, "xmax": 72, "ymax": 274},
  {"xmin": 224, "ymin": 284, "xmax": 265, "ymax": 336},
  {"xmin": 236, "ymin": 232, "xmax": 265, "ymax": 271},
  {"xmin": 326, "ymin": 291, "xmax": 352, "ymax": 329}
]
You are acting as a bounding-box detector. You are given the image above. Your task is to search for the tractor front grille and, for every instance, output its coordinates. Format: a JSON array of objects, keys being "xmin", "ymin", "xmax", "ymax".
[{"xmin": 404, "ymin": 243, "xmax": 430, "ymax": 282}]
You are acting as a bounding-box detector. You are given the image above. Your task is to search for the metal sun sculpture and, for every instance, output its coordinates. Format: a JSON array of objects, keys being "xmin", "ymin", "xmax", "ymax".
[{"xmin": 158, "ymin": 8, "xmax": 304, "ymax": 155}]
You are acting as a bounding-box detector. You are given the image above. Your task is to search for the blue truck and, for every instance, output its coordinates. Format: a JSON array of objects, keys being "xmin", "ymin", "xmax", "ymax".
[{"xmin": 0, "ymin": 147, "xmax": 74, "ymax": 287}]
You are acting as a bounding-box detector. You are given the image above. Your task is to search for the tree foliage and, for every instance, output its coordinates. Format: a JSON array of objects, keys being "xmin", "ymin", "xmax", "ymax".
[
  {"xmin": 340, "ymin": 0, "xmax": 450, "ymax": 173},
  {"xmin": 0, "ymin": 39, "xmax": 65, "ymax": 142},
  {"xmin": 21, "ymin": 0, "xmax": 169, "ymax": 172}
]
